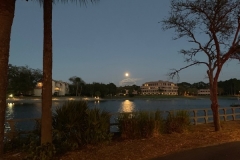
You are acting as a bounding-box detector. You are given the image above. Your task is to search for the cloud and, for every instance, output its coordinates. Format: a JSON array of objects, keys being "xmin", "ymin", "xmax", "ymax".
[{"xmin": 119, "ymin": 78, "xmax": 142, "ymax": 86}]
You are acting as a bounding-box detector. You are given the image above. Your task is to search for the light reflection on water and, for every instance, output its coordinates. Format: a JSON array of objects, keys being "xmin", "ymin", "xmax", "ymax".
[
  {"xmin": 6, "ymin": 102, "xmax": 42, "ymax": 120},
  {"xmin": 4, "ymin": 98, "xmax": 240, "ymax": 132},
  {"xmin": 5, "ymin": 97, "xmax": 240, "ymax": 120},
  {"xmin": 6, "ymin": 103, "xmax": 14, "ymax": 119},
  {"xmin": 118, "ymin": 100, "xmax": 135, "ymax": 113}
]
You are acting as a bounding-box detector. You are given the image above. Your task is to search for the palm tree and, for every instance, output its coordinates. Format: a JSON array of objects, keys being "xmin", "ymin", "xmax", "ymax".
[
  {"xmin": 0, "ymin": 0, "xmax": 99, "ymax": 153},
  {"xmin": 0, "ymin": 0, "xmax": 16, "ymax": 155},
  {"xmin": 69, "ymin": 76, "xmax": 85, "ymax": 96},
  {"xmin": 41, "ymin": 0, "xmax": 98, "ymax": 145},
  {"xmin": 41, "ymin": 0, "xmax": 53, "ymax": 144}
]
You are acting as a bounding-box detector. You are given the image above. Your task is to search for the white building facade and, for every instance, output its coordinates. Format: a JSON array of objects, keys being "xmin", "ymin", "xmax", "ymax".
[
  {"xmin": 141, "ymin": 80, "xmax": 178, "ymax": 95},
  {"xmin": 34, "ymin": 80, "xmax": 69, "ymax": 96},
  {"xmin": 197, "ymin": 89, "xmax": 210, "ymax": 95}
]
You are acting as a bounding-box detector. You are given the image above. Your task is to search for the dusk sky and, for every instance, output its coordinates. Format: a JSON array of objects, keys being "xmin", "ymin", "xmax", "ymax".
[{"xmin": 10, "ymin": 0, "xmax": 239, "ymax": 86}]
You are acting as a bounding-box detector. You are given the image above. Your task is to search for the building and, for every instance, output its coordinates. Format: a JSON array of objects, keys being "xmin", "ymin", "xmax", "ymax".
[
  {"xmin": 141, "ymin": 80, "xmax": 178, "ymax": 95},
  {"xmin": 197, "ymin": 89, "xmax": 210, "ymax": 95},
  {"xmin": 34, "ymin": 80, "xmax": 69, "ymax": 96}
]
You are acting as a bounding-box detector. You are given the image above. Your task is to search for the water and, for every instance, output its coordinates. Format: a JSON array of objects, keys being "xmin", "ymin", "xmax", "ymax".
[
  {"xmin": 5, "ymin": 97, "xmax": 240, "ymax": 131},
  {"xmin": 6, "ymin": 97, "xmax": 239, "ymax": 120}
]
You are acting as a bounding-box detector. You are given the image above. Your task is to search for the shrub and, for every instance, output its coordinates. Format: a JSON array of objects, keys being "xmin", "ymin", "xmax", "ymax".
[
  {"xmin": 3, "ymin": 120, "xmax": 49, "ymax": 160},
  {"xmin": 24, "ymin": 143, "xmax": 56, "ymax": 160},
  {"xmin": 52, "ymin": 101, "xmax": 112, "ymax": 152},
  {"xmin": 152, "ymin": 110, "xmax": 164, "ymax": 137},
  {"xmin": 117, "ymin": 112, "xmax": 137, "ymax": 139},
  {"xmin": 165, "ymin": 110, "xmax": 190, "ymax": 133},
  {"xmin": 84, "ymin": 108, "xmax": 112, "ymax": 144},
  {"xmin": 52, "ymin": 101, "xmax": 88, "ymax": 151},
  {"xmin": 117, "ymin": 110, "xmax": 164, "ymax": 139},
  {"xmin": 4, "ymin": 119, "xmax": 41, "ymax": 153}
]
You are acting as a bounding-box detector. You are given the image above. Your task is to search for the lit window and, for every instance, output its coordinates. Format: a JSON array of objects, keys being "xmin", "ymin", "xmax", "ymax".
[{"xmin": 37, "ymin": 82, "xmax": 43, "ymax": 87}]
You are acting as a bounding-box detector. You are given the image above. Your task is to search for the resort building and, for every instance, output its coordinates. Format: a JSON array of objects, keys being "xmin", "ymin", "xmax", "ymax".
[
  {"xmin": 34, "ymin": 80, "xmax": 69, "ymax": 96},
  {"xmin": 197, "ymin": 89, "xmax": 210, "ymax": 95},
  {"xmin": 141, "ymin": 80, "xmax": 178, "ymax": 95}
]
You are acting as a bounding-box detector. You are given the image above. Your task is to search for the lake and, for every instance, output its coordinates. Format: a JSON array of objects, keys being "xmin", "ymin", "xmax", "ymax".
[
  {"xmin": 4, "ymin": 97, "xmax": 240, "ymax": 132},
  {"xmin": 6, "ymin": 97, "xmax": 239, "ymax": 120}
]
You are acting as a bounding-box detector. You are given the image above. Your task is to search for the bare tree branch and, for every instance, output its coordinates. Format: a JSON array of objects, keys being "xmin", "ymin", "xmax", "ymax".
[
  {"xmin": 162, "ymin": 0, "xmax": 240, "ymax": 131},
  {"xmin": 168, "ymin": 61, "xmax": 208, "ymax": 80}
]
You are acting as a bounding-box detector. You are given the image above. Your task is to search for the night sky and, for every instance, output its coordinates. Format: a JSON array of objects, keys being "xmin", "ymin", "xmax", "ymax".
[{"xmin": 9, "ymin": 0, "xmax": 240, "ymax": 86}]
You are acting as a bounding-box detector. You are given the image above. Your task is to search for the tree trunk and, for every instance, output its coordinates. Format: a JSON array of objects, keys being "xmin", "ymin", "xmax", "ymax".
[
  {"xmin": 41, "ymin": 0, "xmax": 52, "ymax": 144},
  {"xmin": 210, "ymin": 82, "xmax": 221, "ymax": 131},
  {"xmin": 0, "ymin": 0, "xmax": 15, "ymax": 156}
]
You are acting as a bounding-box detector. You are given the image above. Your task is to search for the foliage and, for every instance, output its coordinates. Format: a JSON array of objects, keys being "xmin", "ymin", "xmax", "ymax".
[
  {"xmin": 165, "ymin": 110, "xmax": 191, "ymax": 134},
  {"xmin": 24, "ymin": 143, "xmax": 56, "ymax": 160},
  {"xmin": 117, "ymin": 113, "xmax": 137, "ymax": 139},
  {"xmin": 52, "ymin": 101, "xmax": 88, "ymax": 151},
  {"xmin": 68, "ymin": 76, "xmax": 85, "ymax": 96},
  {"xmin": 6, "ymin": 101, "xmax": 111, "ymax": 156},
  {"xmin": 117, "ymin": 110, "xmax": 191, "ymax": 139},
  {"xmin": 177, "ymin": 79, "xmax": 240, "ymax": 96},
  {"xmin": 117, "ymin": 85, "xmax": 141, "ymax": 96},
  {"xmin": 0, "ymin": 1, "xmax": 16, "ymax": 155},
  {"xmin": 117, "ymin": 111, "xmax": 164, "ymax": 139},
  {"xmin": 8, "ymin": 64, "xmax": 42, "ymax": 95},
  {"xmin": 4, "ymin": 118, "xmax": 41, "ymax": 152},
  {"xmin": 52, "ymin": 101, "xmax": 112, "ymax": 153},
  {"xmin": 192, "ymin": 82, "xmax": 209, "ymax": 90},
  {"xmin": 84, "ymin": 108, "xmax": 112, "ymax": 144},
  {"xmin": 82, "ymin": 82, "xmax": 117, "ymax": 97},
  {"xmin": 4, "ymin": 133, "xmax": 54, "ymax": 160},
  {"xmin": 162, "ymin": 0, "xmax": 240, "ymax": 130},
  {"xmin": 76, "ymin": 82, "xmax": 141, "ymax": 98},
  {"xmin": 178, "ymin": 82, "xmax": 209, "ymax": 95},
  {"xmin": 4, "ymin": 121, "xmax": 44, "ymax": 159},
  {"xmin": 95, "ymin": 91, "xmax": 101, "ymax": 97},
  {"xmin": 218, "ymin": 78, "xmax": 240, "ymax": 95},
  {"xmin": 4, "ymin": 133, "xmax": 37, "ymax": 153}
]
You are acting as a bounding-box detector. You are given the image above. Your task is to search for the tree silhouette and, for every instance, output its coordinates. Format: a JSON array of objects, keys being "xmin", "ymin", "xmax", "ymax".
[
  {"xmin": 69, "ymin": 76, "xmax": 85, "ymax": 96},
  {"xmin": 0, "ymin": 0, "xmax": 16, "ymax": 155},
  {"xmin": 41, "ymin": 0, "xmax": 99, "ymax": 145},
  {"xmin": 162, "ymin": 0, "xmax": 240, "ymax": 131},
  {"xmin": 0, "ymin": 0, "xmax": 99, "ymax": 153}
]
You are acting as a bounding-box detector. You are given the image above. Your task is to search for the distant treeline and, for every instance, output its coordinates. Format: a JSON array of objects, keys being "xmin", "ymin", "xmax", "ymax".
[
  {"xmin": 7, "ymin": 64, "xmax": 240, "ymax": 96},
  {"xmin": 68, "ymin": 82, "xmax": 141, "ymax": 98},
  {"xmin": 177, "ymin": 79, "xmax": 240, "ymax": 96},
  {"xmin": 7, "ymin": 64, "xmax": 42, "ymax": 96}
]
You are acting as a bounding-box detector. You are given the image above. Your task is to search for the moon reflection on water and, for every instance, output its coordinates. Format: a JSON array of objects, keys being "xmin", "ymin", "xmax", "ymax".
[{"xmin": 119, "ymin": 100, "xmax": 135, "ymax": 113}]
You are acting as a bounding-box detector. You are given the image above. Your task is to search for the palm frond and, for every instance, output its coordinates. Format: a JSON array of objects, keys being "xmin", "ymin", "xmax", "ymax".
[
  {"xmin": 26, "ymin": 0, "xmax": 99, "ymax": 6},
  {"xmin": 54, "ymin": 0, "xmax": 99, "ymax": 6}
]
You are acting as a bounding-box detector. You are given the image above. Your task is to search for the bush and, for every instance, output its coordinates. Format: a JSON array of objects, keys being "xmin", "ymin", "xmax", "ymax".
[
  {"xmin": 4, "ymin": 119, "xmax": 41, "ymax": 153},
  {"xmin": 24, "ymin": 143, "xmax": 56, "ymax": 160},
  {"xmin": 165, "ymin": 110, "xmax": 190, "ymax": 133},
  {"xmin": 52, "ymin": 101, "xmax": 112, "ymax": 152},
  {"xmin": 84, "ymin": 108, "xmax": 112, "ymax": 144},
  {"xmin": 52, "ymin": 101, "xmax": 88, "ymax": 151},
  {"xmin": 117, "ymin": 110, "xmax": 164, "ymax": 139},
  {"xmin": 117, "ymin": 112, "xmax": 137, "ymax": 139}
]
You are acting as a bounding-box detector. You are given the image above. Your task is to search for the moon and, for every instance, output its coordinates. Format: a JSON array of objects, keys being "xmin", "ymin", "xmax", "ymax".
[{"xmin": 125, "ymin": 73, "xmax": 129, "ymax": 77}]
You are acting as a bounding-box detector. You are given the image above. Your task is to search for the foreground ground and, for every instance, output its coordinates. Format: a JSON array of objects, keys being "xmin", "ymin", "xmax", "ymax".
[{"xmin": 4, "ymin": 121, "xmax": 240, "ymax": 160}]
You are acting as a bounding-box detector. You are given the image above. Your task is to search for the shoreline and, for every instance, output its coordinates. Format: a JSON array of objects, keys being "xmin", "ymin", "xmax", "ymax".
[
  {"xmin": 6, "ymin": 97, "xmax": 101, "ymax": 103},
  {"xmin": 6, "ymin": 95, "xmax": 239, "ymax": 103}
]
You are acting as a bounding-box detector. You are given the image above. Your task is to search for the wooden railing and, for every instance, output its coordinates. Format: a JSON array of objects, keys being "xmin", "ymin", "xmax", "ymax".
[
  {"xmin": 189, "ymin": 107, "xmax": 240, "ymax": 125},
  {"xmin": 4, "ymin": 107, "xmax": 240, "ymax": 138}
]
